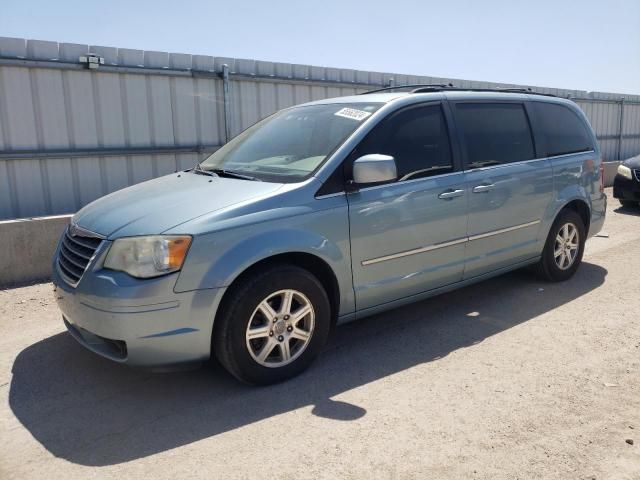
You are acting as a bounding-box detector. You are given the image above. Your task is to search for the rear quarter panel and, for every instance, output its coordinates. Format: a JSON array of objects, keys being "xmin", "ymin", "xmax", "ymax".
[
  {"xmin": 547, "ymin": 151, "xmax": 604, "ymax": 235},
  {"xmin": 543, "ymin": 157, "xmax": 604, "ymax": 247}
]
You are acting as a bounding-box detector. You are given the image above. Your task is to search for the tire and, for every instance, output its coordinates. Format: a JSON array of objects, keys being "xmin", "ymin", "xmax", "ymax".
[
  {"xmin": 619, "ymin": 199, "xmax": 637, "ymax": 208},
  {"xmin": 537, "ymin": 209, "xmax": 586, "ymax": 282},
  {"xmin": 213, "ymin": 264, "xmax": 331, "ymax": 385}
]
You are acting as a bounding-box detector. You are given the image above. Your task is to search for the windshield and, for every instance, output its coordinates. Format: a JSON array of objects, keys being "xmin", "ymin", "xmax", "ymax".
[{"xmin": 199, "ymin": 103, "xmax": 382, "ymax": 182}]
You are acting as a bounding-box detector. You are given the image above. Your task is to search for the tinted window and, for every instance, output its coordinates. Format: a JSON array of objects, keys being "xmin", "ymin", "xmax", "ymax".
[
  {"xmin": 352, "ymin": 104, "xmax": 453, "ymax": 181},
  {"xmin": 456, "ymin": 103, "xmax": 535, "ymax": 168},
  {"xmin": 532, "ymin": 102, "xmax": 593, "ymax": 157}
]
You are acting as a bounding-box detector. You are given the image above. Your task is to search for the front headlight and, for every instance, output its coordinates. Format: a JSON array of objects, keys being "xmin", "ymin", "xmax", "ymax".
[
  {"xmin": 618, "ymin": 164, "xmax": 633, "ymax": 180},
  {"xmin": 104, "ymin": 235, "xmax": 192, "ymax": 278}
]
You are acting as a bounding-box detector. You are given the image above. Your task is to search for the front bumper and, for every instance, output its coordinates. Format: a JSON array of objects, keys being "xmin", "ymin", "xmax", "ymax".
[
  {"xmin": 52, "ymin": 244, "xmax": 225, "ymax": 367},
  {"xmin": 613, "ymin": 174, "xmax": 640, "ymax": 201}
]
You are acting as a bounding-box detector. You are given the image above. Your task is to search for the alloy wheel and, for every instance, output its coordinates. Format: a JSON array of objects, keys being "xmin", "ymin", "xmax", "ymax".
[
  {"xmin": 554, "ymin": 222, "xmax": 579, "ymax": 270},
  {"xmin": 245, "ymin": 289, "xmax": 315, "ymax": 368}
]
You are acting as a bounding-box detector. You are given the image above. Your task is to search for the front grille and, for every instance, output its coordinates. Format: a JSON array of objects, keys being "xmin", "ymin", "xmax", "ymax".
[
  {"xmin": 57, "ymin": 226, "xmax": 102, "ymax": 287},
  {"xmin": 634, "ymin": 169, "xmax": 640, "ymax": 182}
]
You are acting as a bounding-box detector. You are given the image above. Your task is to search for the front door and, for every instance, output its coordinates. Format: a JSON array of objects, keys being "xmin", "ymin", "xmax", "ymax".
[
  {"xmin": 347, "ymin": 103, "xmax": 468, "ymax": 311},
  {"xmin": 451, "ymin": 101, "xmax": 554, "ymax": 279}
]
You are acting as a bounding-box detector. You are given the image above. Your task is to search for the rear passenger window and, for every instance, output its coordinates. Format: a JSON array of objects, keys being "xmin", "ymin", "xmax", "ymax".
[
  {"xmin": 532, "ymin": 103, "xmax": 593, "ymax": 157},
  {"xmin": 352, "ymin": 104, "xmax": 453, "ymax": 181},
  {"xmin": 456, "ymin": 103, "xmax": 535, "ymax": 168}
]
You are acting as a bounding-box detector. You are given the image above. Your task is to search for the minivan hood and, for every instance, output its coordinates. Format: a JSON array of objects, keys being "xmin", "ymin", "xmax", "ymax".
[{"xmin": 73, "ymin": 172, "xmax": 284, "ymax": 238}]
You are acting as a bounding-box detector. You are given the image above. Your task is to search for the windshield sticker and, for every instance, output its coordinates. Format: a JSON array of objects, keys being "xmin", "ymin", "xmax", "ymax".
[{"xmin": 334, "ymin": 108, "xmax": 372, "ymax": 121}]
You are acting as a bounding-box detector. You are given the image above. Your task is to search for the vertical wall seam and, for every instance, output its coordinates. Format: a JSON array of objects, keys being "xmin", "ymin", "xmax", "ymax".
[
  {"xmin": 90, "ymin": 72, "xmax": 108, "ymax": 196},
  {"xmin": 255, "ymin": 81, "xmax": 262, "ymax": 121},
  {"xmin": 145, "ymin": 75, "xmax": 159, "ymax": 178},
  {"xmin": 29, "ymin": 69, "xmax": 52, "ymax": 215},
  {"xmin": 119, "ymin": 74, "xmax": 133, "ymax": 185},
  {"xmin": 236, "ymin": 81, "xmax": 243, "ymax": 136},
  {"xmin": 618, "ymin": 100, "xmax": 625, "ymax": 160},
  {"xmin": 60, "ymin": 69, "xmax": 81, "ymax": 211},
  {"xmin": 274, "ymin": 82, "xmax": 281, "ymax": 110},
  {"xmin": 214, "ymin": 78, "xmax": 224, "ymax": 145},
  {"xmin": 0, "ymin": 69, "xmax": 20, "ymax": 218},
  {"xmin": 168, "ymin": 76, "xmax": 179, "ymax": 171},
  {"xmin": 194, "ymin": 78, "xmax": 203, "ymax": 147}
]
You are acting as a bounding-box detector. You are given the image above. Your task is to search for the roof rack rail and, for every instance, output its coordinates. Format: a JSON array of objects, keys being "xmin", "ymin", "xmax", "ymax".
[
  {"xmin": 360, "ymin": 84, "xmax": 556, "ymax": 97},
  {"xmin": 359, "ymin": 83, "xmax": 454, "ymax": 95},
  {"xmin": 411, "ymin": 85, "xmax": 455, "ymax": 93}
]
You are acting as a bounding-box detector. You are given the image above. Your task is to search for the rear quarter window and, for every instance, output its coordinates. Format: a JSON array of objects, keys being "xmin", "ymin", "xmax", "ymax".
[{"xmin": 532, "ymin": 102, "xmax": 594, "ymax": 157}]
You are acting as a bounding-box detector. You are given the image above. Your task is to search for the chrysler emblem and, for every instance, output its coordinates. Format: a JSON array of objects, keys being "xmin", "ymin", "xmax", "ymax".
[{"xmin": 68, "ymin": 223, "xmax": 100, "ymax": 239}]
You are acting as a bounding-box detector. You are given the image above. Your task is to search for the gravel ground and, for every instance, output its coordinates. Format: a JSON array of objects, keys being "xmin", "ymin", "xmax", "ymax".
[{"xmin": 1, "ymin": 189, "xmax": 639, "ymax": 480}]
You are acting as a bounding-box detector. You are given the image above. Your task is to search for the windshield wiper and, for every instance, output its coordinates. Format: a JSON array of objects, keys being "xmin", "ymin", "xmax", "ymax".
[
  {"xmin": 191, "ymin": 163, "xmax": 217, "ymax": 176},
  {"xmin": 192, "ymin": 162, "xmax": 261, "ymax": 181},
  {"xmin": 207, "ymin": 168, "xmax": 261, "ymax": 181}
]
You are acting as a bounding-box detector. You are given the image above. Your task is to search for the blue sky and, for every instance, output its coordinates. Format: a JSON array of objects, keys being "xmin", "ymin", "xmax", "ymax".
[{"xmin": 2, "ymin": 0, "xmax": 639, "ymax": 94}]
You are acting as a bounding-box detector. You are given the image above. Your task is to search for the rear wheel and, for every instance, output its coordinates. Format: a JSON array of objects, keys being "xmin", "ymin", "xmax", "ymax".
[
  {"xmin": 619, "ymin": 199, "xmax": 638, "ymax": 208},
  {"xmin": 213, "ymin": 265, "xmax": 331, "ymax": 385},
  {"xmin": 537, "ymin": 209, "xmax": 586, "ymax": 282}
]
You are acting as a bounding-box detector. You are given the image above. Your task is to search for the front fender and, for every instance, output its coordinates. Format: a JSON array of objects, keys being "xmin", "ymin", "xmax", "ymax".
[{"xmin": 173, "ymin": 205, "xmax": 355, "ymax": 316}]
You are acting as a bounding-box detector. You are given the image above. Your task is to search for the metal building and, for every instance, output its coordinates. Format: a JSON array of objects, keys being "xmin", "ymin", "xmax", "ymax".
[{"xmin": 0, "ymin": 36, "xmax": 639, "ymax": 220}]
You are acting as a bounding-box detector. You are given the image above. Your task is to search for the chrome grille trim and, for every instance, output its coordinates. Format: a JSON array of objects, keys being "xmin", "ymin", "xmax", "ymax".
[
  {"xmin": 61, "ymin": 239, "xmax": 92, "ymax": 260},
  {"xmin": 57, "ymin": 225, "xmax": 103, "ymax": 287},
  {"xmin": 634, "ymin": 169, "xmax": 640, "ymax": 182}
]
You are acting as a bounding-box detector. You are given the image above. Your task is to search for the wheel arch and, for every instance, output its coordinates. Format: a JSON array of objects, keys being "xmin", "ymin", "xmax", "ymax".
[
  {"xmin": 559, "ymin": 198, "xmax": 591, "ymax": 233},
  {"xmin": 214, "ymin": 252, "xmax": 342, "ymax": 334},
  {"xmin": 537, "ymin": 199, "xmax": 589, "ymax": 281},
  {"xmin": 537, "ymin": 195, "xmax": 592, "ymax": 255}
]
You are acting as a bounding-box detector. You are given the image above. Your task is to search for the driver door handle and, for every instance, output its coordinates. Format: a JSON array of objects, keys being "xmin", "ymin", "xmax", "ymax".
[
  {"xmin": 438, "ymin": 189, "xmax": 465, "ymax": 200},
  {"xmin": 472, "ymin": 184, "xmax": 495, "ymax": 193}
]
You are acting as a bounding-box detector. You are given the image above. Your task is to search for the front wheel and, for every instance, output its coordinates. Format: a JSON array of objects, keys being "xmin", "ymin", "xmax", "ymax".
[
  {"xmin": 213, "ymin": 265, "xmax": 331, "ymax": 385},
  {"xmin": 537, "ymin": 209, "xmax": 586, "ymax": 282}
]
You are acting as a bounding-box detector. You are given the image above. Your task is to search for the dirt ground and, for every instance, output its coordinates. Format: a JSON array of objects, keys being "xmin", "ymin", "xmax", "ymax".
[{"xmin": 1, "ymin": 188, "xmax": 639, "ymax": 480}]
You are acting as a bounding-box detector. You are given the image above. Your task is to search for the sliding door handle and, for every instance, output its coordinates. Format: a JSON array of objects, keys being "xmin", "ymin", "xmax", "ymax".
[
  {"xmin": 438, "ymin": 189, "xmax": 465, "ymax": 200},
  {"xmin": 472, "ymin": 184, "xmax": 495, "ymax": 193}
]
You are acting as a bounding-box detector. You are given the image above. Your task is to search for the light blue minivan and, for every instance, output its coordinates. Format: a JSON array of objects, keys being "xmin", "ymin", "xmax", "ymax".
[{"xmin": 53, "ymin": 86, "xmax": 606, "ymax": 384}]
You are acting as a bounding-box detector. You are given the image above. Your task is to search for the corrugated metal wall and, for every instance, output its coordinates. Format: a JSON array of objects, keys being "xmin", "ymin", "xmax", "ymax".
[{"xmin": 1, "ymin": 36, "xmax": 639, "ymax": 220}]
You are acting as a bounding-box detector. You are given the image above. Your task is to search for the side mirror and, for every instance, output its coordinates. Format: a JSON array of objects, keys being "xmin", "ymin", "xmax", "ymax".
[{"xmin": 352, "ymin": 154, "xmax": 397, "ymax": 185}]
